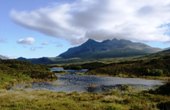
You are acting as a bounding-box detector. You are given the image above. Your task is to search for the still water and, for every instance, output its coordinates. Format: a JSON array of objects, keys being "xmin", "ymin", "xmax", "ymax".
[{"xmin": 19, "ymin": 73, "xmax": 164, "ymax": 92}]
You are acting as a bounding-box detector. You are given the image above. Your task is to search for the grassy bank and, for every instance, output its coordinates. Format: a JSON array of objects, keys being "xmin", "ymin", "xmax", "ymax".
[
  {"xmin": 0, "ymin": 59, "xmax": 55, "ymax": 89},
  {"xmin": 0, "ymin": 85, "xmax": 169, "ymax": 110},
  {"xmin": 54, "ymin": 55, "xmax": 170, "ymax": 81},
  {"xmin": 0, "ymin": 59, "xmax": 170, "ymax": 110}
]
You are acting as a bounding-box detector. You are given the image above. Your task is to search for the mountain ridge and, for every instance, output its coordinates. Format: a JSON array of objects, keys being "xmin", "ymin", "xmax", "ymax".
[
  {"xmin": 16, "ymin": 39, "xmax": 164, "ymax": 64},
  {"xmin": 0, "ymin": 55, "xmax": 8, "ymax": 59},
  {"xmin": 59, "ymin": 38, "xmax": 161, "ymax": 59}
]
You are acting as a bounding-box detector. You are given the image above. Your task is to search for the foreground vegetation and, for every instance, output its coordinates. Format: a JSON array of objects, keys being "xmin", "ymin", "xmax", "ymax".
[
  {"xmin": 0, "ymin": 51, "xmax": 170, "ymax": 110},
  {"xmin": 0, "ymin": 83, "xmax": 169, "ymax": 110},
  {"xmin": 61, "ymin": 53, "xmax": 170, "ymax": 79},
  {"xmin": 0, "ymin": 59, "xmax": 55, "ymax": 89}
]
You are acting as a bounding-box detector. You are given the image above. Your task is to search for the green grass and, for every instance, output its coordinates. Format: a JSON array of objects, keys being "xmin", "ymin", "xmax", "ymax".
[
  {"xmin": 51, "ymin": 53, "xmax": 170, "ymax": 79},
  {"xmin": 0, "ymin": 87, "xmax": 169, "ymax": 110},
  {"xmin": 0, "ymin": 59, "xmax": 56, "ymax": 89},
  {"xmin": 0, "ymin": 72, "xmax": 31, "ymax": 89},
  {"xmin": 87, "ymin": 55, "xmax": 170, "ymax": 78},
  {"xmin": 0, "ymin": 55, "xmax": 170, "ymax": 110}
]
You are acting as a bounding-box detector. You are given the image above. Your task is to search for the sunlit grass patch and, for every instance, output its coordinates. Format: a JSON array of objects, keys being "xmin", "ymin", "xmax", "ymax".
[{"xmin": 0, "ymin": 88, "xmax": 169, "ymax": 110}]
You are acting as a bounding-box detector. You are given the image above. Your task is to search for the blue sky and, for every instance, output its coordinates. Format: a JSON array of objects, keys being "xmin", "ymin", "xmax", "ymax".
[
  {"xmin": 1, "ymin": 0, "xmax": 170, "ymax": 58},
  {"xmin": 0, "ymin": 0, "xmax": 72, "ymax": 58}
]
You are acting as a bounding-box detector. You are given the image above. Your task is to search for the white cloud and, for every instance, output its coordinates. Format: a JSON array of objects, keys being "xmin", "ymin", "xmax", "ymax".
[
  {"xmin": 11, "ymin": 0, "xmax": 170, "ymax": 45},
  {"xmin": 17, "ymin": 37, "xmax": 35, "ymax": 45}
]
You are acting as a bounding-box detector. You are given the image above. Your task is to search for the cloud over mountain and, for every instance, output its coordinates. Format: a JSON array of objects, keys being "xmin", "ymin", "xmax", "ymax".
[{"xmin": 11, "ymin": 0, "xmax": 170, "ymax": 45}]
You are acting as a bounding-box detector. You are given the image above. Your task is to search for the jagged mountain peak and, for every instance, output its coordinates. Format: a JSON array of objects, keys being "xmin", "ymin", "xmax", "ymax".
[{"xmin": 59, "ymin": 39, "xmax": 162, "ymax": 59}]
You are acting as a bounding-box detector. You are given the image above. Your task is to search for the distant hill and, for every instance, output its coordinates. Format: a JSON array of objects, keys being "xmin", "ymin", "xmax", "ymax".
[
  {"xmin": 143, "ymin": 48, "xmax": 170, "ymax": 59},
  {"xmin": 0, "ymin": 55, "xmax": 8, "ymax": 59},
  {"xmin": 16, "ymin": 39, "xmax": 163, "ymax": 64},
  {"xmin": 160, "ymin": 48, "xmax": 170, "ymax": 53},
  {"xmin": 17, "ymin": 57, "xmax": 54, "ymax": 64},
  {"xmin": 59, "ymin": 39, "xmax": 161, "ymax": 59},
  {"xmin": 87, "ymin": 48, "xmax": 170, "ymax": 77}
]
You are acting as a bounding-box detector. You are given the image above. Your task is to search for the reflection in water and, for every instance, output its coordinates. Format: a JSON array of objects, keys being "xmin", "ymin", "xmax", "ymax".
[
  {"xmin": 13, "ymin": 73, "xmax": 164, "ymax": 93},
  {"xmin": 86, "ymin": 84, "xmax": 100, "ymax": 92}
]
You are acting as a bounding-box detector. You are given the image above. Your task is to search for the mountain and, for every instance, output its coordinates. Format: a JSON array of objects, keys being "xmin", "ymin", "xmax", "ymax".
[
  {"xmin": 87, "ymin": 47, "xmax": 170, "ymax": 77},
  {"xmin": 59, "ymin": 39, "xmax": 161, "ymax": 59},
  {"xmin": 0, "ymin": 55, "xmax": 8, "ymax": 59},
  {"xmin": 161, "ymin": 48, "xmax": 170, "ymax": 53},
  {"xmin": 17, "ymin": 57, "xmax": 54, "ymax": 64},
  {"xmin": 145, "ymin": 48, "xmax": 170, "ymax": 60}
]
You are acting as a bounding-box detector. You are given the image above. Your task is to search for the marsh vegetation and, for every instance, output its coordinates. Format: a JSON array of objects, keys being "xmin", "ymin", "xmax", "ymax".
[
  {"xmin": 0, "ymin": 83, "xmax": 170, "ymax": 110},
  {"xmin": 0, "ymin": 54, "xmax": 170, "ymax": 110}
]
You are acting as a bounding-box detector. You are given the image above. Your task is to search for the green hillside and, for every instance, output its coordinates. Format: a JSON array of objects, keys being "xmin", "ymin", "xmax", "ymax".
[
  {"xmin": 0, "ymin": 59, "xmax": 54, "ymax": 89},
  {"xmin": 87, "ymin": 49, "xmax": 170, "ymax": 77}
]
